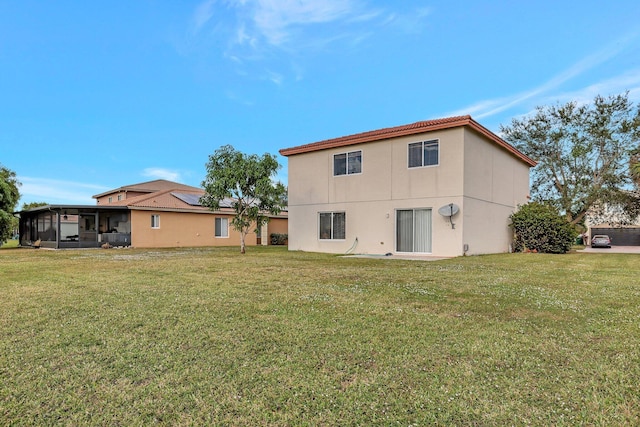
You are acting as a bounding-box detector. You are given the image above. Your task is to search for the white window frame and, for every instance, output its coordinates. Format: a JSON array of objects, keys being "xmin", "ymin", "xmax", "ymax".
[
  {"xmin": 318, "ymin": 212, "xmax": 346, "ymax": 240},
  {"xmin": 333, "ymin": 150, "xmax": 362, "ymax": 176},
  {"xmin": 215, "ymin": 217, "xmax": 229, "ymax": 238},
  {"xmin": 151, "ymin": 214, "xmax": 160, "ymax": 229},
  {"xmin": 408, "ymin": 139, "xmax": 439, "ymax": 168}
]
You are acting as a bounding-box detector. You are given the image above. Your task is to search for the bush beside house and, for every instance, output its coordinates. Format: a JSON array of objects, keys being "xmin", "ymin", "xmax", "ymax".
[
  {"xmin": 270, "ymin": 233, "xmax": 288, "ymax": 245},
  {"xmin": 510, "ymin": 202, "xmax": 576, "ymax": 254}
]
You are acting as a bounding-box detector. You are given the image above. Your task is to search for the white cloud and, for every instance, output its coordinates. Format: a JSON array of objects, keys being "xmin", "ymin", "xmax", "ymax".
[
  {"xmin": 192, "ymin": 0, "xmax": 216, "ymax": 34},
  {"xmin": 445, "ymin": 31, "xmax": 640, "ymax": 121},
  {"xmin": 225, "ymin": 89, "xmax": 255, "ymax": 106},
  {"xmin": 381, "ymin": 7, "xmax": 431, "ymax": 34},
  {"xmin": 141, "ymin": 168, "xmax": 181, "ymax": 182},
  {"xmin": 186, "ymin": 1, "xmax": 432, "ymax": 87},
  {"xmin": 250, "ymin": 0, "xmax": 356, "ymax": 46},
  {"xmin": 543, "ymin": 68, "xmax": 640, "ymax": 107},
  {"xmin": 190, "ymin": 0, "xmax": 398, "ymax": 54},
  {"xmin": 264, "ymin": 70, "xmax": 283, "ymax": 85},
  {"xmin": 17, "ymin": 176, "xmax": 109, "ymax": 206}
]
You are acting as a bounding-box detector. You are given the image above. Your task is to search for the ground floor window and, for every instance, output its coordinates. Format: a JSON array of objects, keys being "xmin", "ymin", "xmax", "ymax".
[
  {"xmin": 215, "ymin": 217, "xmax": 229, "ymax": 237},
  {"xmin": 396, "ymin": 208, "xmax": 432, "ymax": 252},
  {"xmin": 151, "ymin": 214, "xmax": 160, "ymax": 229},
  {"xmin": 319, "ymin": 212, "xmax": 345, "ymax": 240}
]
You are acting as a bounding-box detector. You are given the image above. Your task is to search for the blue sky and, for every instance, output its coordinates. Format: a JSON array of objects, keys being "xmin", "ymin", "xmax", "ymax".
[{"xmin": 2, "ymin": 1, "xmax": 640, "ymax": 206}]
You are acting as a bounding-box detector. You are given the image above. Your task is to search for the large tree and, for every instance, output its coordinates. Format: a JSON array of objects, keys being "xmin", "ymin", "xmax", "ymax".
[
  {"xmin": 500, "ymin": 93, "xmax": 640, "ymax": 225},
  {"xmin": 201, "ymin": 145, "xmax": 287, "ymax": 254},
  {"xmin": 631, "ymin": 147, "xmax": 640, "ymax": 187},
  {"xmin": 0, "ymin": 165, "xmax": 21, "ymax": 242}
]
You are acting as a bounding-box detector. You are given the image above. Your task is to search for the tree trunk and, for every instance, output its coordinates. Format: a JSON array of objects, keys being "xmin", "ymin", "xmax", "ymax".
[{"xmin": 240, "ymin": 231, "xmax": 246, "ymax": 254}]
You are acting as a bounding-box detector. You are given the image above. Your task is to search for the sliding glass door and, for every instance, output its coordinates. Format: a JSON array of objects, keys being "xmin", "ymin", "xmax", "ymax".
[{"xmin": 396, "ymin": 208, "xmax": 432, "ymax": 253}]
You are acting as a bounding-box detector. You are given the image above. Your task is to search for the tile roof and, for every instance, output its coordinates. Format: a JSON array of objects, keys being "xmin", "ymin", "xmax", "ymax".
[
  {"xmin": 109, "ymin": 188, "xmax": 287, "ymax": 217},
  {"xmin": 108, "ymin": 188, "xmax": 210, "ymax": 212},
  {"xmin": 279, "ymin": 115, "xmax": 537, "ymax": 167},
  {"xmin": 92, "ymin": 179, "xmax": 202, "ymax": 199}
]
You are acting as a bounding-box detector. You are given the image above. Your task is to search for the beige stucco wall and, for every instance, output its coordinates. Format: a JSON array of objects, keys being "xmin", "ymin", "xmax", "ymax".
[
  {"xmin": 286, "ymin": 127, "xmax": 531, "ymax": 257},
  {"xmin": 267, "ymin": 217, "xmax": 288, "ymax": 237},
  {"xmin": 130, "ymin": 210, "xmax": 257, "ymax": 248},
  {"xmin": 460, "ymin": 129, "xmax": 531, "ymax": 255},
  {"xmin": 96, "ymin": 190, "xmax": 144, "ymax": 205}
]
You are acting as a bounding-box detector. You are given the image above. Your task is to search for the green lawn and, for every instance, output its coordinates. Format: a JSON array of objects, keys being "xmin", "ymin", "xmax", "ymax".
[{"xmin": 1, "ymin": 246, "xmax": 639, "ymax": 425}]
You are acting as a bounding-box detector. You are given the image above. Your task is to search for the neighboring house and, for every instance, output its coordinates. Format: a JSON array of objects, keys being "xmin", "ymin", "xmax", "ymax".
[
  {"xmin": 279, "ymin": 116, "xmax": 536, "ymax": 257},
  {"xmin": 587, "ymin": 223, "xmax": 640, "ymax": 246},
  {"xmin": 585, "ymin": 194, "xmax": 640, "ymax": 245},
  {"xmin": 17, "ymin": 179, "xmax": 287, "ymax": 249}
]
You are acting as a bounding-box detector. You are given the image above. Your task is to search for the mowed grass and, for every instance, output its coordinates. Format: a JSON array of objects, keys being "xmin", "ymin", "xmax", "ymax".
[{"xmin": 1, "ymin": 246, "xmax": 639, "ymax": 425}]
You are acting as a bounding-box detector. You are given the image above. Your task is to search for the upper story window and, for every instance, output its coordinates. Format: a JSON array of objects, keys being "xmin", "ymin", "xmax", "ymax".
[
  {"xmin": 108, "ymin": 196, "xmax": 113, "ymax": 203},
  {"xmin": 408, "ymin": 140, "xmax": 439, "ymax": 168},
  {"xmin": 334, "ymin": 150, "xmax": 362, "ymax": 176},
  {"xmin": 117, "ymin": 194, "xmax": 123, "ymax": 201},
  {"xmin": 151, "ymin": 214, "xmax": 160, "ymax": 229}
]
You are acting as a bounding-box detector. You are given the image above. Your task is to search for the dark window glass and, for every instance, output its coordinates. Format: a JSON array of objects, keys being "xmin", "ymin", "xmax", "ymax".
[
  {"xmin": 319, "ymin": 213, "xmax": 333, "ymax": 239},
  {"xmin": 334, "ymin": 151, "xmax": 362, "ymax": 175},
  {"xmin": 319, "ymin": 212, "xmax": 346, "ymax": 240},
  {"xmin": 424, "ymin": 140, "xmax": 439, "ymax": 166},
  {"xmin": 408, "ymin": 142, "xmax": 423, "ymax": 167},
  {"xmin": 333, "ymin": 212, "xmax": 346, "ymax": 239},
  {"xmin": 347, "ymin": 151, "xmax": 362, "ymax": 174},
  {"xmin": 333, "ymin": 153, "xmax": 347, "ymax": 176},
  {"xmin": 408, "ymin": 140, "xmax": 438, "ymax": 167}
]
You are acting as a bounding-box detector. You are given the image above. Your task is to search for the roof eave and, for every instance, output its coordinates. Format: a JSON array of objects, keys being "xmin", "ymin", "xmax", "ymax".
[
  {"xmin": 279, "ymin": 115, "xmax": 537, "ymax": 167},
  {"xmin": 465, "ymin": 118, "xmax": 537, "ymax": 167},
  {"xmin": 15, "ymin": 205, "xmax": 131, "ymax": 214},
  {"xmin": 279, "ymin": 116, "xmax": 472, "ymax": 156}
]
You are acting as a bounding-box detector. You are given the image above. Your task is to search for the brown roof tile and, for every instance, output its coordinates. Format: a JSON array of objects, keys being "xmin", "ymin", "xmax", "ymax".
[
  {"xmin": 93, "ymin": 179, "xmax": 201, "ymax": 199},
  {"xmin": 279, "ymin": 115, "xmax": 536, "ymax": 166},
  {"xmin": 114, "ymin": 189, "xmax": 209, "ymax": 212}
]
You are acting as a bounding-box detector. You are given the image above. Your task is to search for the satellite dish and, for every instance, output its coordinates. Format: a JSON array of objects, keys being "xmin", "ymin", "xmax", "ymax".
[
  {"xmin": 438, "ymin": 203, "xmax": 459, "ymax": 217},
  {"xmin": 438, "ymin": 203, "xmax": 459, "ymax": 229}
]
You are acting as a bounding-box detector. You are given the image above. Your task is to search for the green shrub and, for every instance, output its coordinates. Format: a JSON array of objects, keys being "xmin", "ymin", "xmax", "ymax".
[
  {"xmin": 270, "ymin": 233, "xmax": 288, "ymax": 245},
  {"xmin": 510, "ymin": 202, "xmax": 576, "ymax": 254}
]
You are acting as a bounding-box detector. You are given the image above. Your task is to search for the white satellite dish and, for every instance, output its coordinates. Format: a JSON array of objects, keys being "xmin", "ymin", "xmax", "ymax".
[
  {"xmin": 438, "ymin": 203, "xmax": 459, "ymax": 229},
  {"xmin": 438, "ymin": 203, "xmax": 459, "ymax": 217}
]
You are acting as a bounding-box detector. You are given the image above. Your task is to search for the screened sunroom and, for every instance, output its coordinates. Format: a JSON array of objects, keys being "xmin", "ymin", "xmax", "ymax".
[{"xmin": 18, "ymin": 205, "xmax": 131, "ymax": 249}]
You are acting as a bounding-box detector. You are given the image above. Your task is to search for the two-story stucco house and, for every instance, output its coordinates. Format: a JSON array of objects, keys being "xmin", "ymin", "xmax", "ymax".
[{"xmin": 279, "ymin": 115, "xmax": 536, "ymax": 257}]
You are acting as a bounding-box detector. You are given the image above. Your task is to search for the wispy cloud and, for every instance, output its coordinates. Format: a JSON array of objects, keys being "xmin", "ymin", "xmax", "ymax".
[
  {"xmin": 192, "ymin": 0, "xmax": 216, "ymax": 34},
  {"xmin": 142, "ymin": 168, "xmax": 181, "ymax": 182},
  {"xmin": 189, "ymin": 0, "xmax": 361, "ymax": 49},
  {"xmin": 446, "ymin": 31, "xmax": 640, "ymax": 120},
  {"xmin": 225, "ymin": 89, "xmax": 255, "ymax": 106},
  {"xmin": 381, "ymin": 7, "xmax": 431, "ymax": 34},
  {"xmin": 250, "ymin": 0, "xmax": 356, "ymax": 46},
  {"xmin": 188, "ymin": 1, "xmax": 426, "ymax": 76},
  {"xmin": 544, "ymin": 68, "xmax": 640, "ymax": 106},
  {"xmin": 264, "ymin": 69, "xmax": 283, "ymax": 85},
  {"xmin": 18, "ymin": 176, "xmax": 109, "ymax": 205}
]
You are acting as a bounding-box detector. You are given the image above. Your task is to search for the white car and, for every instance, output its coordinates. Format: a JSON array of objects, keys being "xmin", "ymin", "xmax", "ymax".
[{"xmin": 591, "ymin": 235, "xmax": 611, "ymax": 248}]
